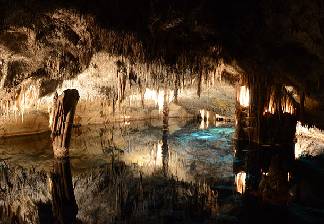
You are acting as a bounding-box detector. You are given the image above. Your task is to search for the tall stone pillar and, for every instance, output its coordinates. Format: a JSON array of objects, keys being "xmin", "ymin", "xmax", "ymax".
[
  {"xmin": 236, "ymin": 78, "xmax": 298, "ymax": 145},
  {"xmin": 50, "ymin": 89, "xmax": 79, "ymax": 223},
  {"xmin": 51, "ymin": 89, "xmax": 80, "ymax": 158}
]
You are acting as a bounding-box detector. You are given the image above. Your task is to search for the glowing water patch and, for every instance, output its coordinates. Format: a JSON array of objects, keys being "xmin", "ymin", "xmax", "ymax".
[
  {"xmin": 191, "ymin": 132, "xmax": 214, "ymax": 140},
  {"xmin": 172, "ymin": 125, "xmax": 235, "ymax": 178},
  {"xmin": 190, "ymin": 127, "xmax": 235, "ymax": 141},
  {"xmin": 176, "ymin": 127, "xmax": 235, "ymax": 146}
]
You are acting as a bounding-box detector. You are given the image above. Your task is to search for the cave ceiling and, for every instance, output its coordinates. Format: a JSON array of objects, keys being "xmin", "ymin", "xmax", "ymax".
[{"xmin": 0, "ymin": 0, "xmax": 323, "ymax": 98}]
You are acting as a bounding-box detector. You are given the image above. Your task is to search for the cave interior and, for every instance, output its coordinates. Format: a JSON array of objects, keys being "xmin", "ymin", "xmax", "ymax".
[{"xmin": 1, "ymin": 0, "xmax": 324, "ymax": 223}]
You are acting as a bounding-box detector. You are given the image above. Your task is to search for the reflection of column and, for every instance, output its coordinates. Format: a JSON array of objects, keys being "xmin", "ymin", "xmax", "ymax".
[
  {"xmin": 162, "ymin": 90, "xmax": 169, "ymax": 177},
  {"xmin": 233, "ymin": 140, "xmax": 294, "ymax": 204},
  {"xmin": 51, "ymin": 157, "xmax": 78, "ymax": 224},
  {"xmin": 233, "ymin": 141, "xmax": 261, "ymax": 193},
  {"xmin": 233, "ymin": 141, "xmax": 248, "ymax": 194}
]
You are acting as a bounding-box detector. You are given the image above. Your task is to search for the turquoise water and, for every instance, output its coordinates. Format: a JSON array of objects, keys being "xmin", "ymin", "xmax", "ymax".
[
  {"xmin": 187, "ymin": 127, "xmax": 233, "ymax": 140},
  {"xmin": 173, "ymin": 126, "xmax": 235, "ymax": 150},
  {"xmin": 169, "ymin": 125, "xmax": 235, "ymax": 180}
]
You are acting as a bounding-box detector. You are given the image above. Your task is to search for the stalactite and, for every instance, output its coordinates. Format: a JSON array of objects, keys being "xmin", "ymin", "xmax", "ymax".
[
  {"xmin": 173, "ymin": 73, "xmax": 179, "ymax": 103},
  {"xmin": 112, "ymin": 97, "xmax": 116, "ymax": 115},
  {"xmin": 197, "ymin": 70, "xmax": 202, "ymax": 97},
  {"xmin": 138, "ymin": 78, "xmax": 145, "ymax": 109},
  {"xmin": 0, "ymin": 79, "xmax": 40, "ymax": 123},
  {"xmin": 0, "ymin": 59, "xmax": 8, "ymax": 89},
  {"xmin": 182, "ymin": 70, "xmax": 185, "ymax": 89},
  {"xmin": 263, "ymin": 85, "xmax": 296, "ymax": 115}
]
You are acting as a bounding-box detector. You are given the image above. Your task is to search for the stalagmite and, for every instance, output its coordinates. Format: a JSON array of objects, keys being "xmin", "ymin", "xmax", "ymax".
[
  {"xmin": 51, "ymin": 89, "xmax": 80, "ymax": 158},
  {"xmin": 50, "ymin": 89, "xmax": 79, "ymax": 223}
]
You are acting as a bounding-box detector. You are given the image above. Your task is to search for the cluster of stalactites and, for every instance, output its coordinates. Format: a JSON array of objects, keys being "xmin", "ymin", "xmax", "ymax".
[
  {"xmin": 236, "ymin": 78, "xmax": 296, "ymax": 115},
  {"xmin": 0, "ymin": 53, "xmax": 230, "ymax": 123},
  {"xmin": 98, "ymin": 28, "xmax": 223, "ymax": 75},
  {"xmin": 263, "ymin": 87, "xmax": 296, "ymax": 115},
  {"xmin": 95, "ymin": 55, "xmax": 227, "ymax": 114},
  {"xmin": 0, "ymin": 79, "xmax": 40, "ymax": 123}
]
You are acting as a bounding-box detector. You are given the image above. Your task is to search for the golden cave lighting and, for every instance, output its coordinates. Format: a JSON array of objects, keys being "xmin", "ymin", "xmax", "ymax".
[
  {"xmin": 238, "ymin": 86, "xmax": 250, "ymax": 107},
  {"xmin": 235, "ymin": 171, "xmax": 246, "ymax": 194},
  {"xmin": 263, "ymin": 95, "xmax": 295, "ymax": 115},
  {"xmin": 144, "ymin": 88, "xmax": 174, "ymax": 113},
  {"xmin": 199, "ymin": 109, "xmax": 209, "ymax": 129}
]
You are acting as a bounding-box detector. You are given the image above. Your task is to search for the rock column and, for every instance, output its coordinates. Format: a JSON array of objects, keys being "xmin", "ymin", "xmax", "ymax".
[
  {"xmin": 51, "ymin": 89, "xmax": 80, "ymax": 158},
  {"xmin": 50, "ymin": 89, "xmax": 79, "ymax": 223}
]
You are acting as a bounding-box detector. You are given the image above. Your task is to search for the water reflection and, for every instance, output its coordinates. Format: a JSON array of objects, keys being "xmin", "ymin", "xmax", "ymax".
[
  {"xmin": 162, "ymin": 91, "xmax": 169, "ymax": 177},
  {"xmin": 233, "ymin": 141, "xmax": 295, "ymax": 204},
  {"xmin": 51, "ymin": 157, "xmax": 78, "ymax": 224},
  {"xmin": 0, "ymin": 118, "xmax": 235, "ymax": 223},
  {"xmin": 2, "ymin": 122, "xmax": 324, "ymax": 223}
]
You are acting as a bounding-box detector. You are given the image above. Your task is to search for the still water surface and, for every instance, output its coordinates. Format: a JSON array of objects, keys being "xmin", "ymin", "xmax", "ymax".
[
  {"xmin": 1, "ymin": 118, "xmax": 323, "ymax": 223},
  {"xmin": 0, "ymin": 119, "xmax": 238, "ymax": 223}
]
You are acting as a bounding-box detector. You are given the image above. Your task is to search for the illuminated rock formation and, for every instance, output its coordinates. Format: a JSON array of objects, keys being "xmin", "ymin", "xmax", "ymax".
[{"xmin": 51, "ymin": 89, "xmax": 79, "ymax": 158}]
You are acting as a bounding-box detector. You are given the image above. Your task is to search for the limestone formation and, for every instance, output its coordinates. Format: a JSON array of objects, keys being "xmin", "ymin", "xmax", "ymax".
[{"xmin": 51, "ymin": 89, "xmax": 80, "ymax": 158}]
